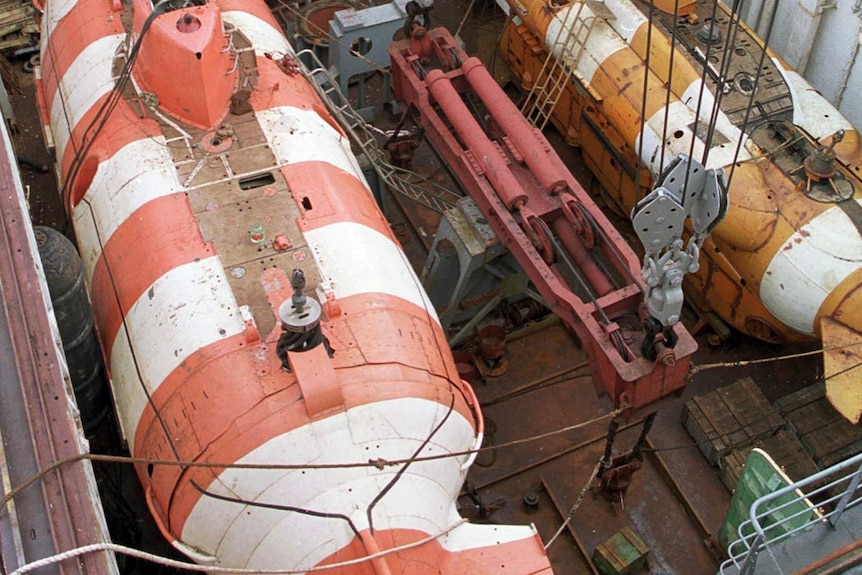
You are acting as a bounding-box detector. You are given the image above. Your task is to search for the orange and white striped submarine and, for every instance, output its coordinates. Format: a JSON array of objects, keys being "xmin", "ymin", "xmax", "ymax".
[
  {"xmin": 36, "ymin": 0, "xmax": 553, "ymax": 572},
  {"xmin": 499, "ymin": 0, "xmax": 862, "ymax": 422}
]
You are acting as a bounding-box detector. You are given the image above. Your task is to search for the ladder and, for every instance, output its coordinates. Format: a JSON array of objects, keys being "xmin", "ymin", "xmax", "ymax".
[
  {"xmin": 521, "ymin": 0, "xmax": 610, "ymax": 130},
  {"xmin": 296, "ymin": 49, "xmax": 461, "ymax": 214}
]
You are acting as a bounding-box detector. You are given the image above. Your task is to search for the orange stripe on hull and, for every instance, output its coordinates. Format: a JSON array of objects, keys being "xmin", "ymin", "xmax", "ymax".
[
  {"xmin": 41, "ymin": 0, "xmax": 124, "ymax": 111},
  {"xmin": 252, "ymin": 57, "xmax": 346, "ymax": 137},
  {"xmin": 60, "ymin": 99, "xmax": 161, "ymax": 206},
  {"xmin": 283, "ymin": 162, "xmax": 392, "ymax": 237},
  {"xmin": 318, "ymin": 528, "xmax": 553, "ymax": 575},
  {"xmin": 90, "ymin": 193, "xmax": 214, "ymax": 363},
  {"xmin": 132, "ymin": 292, "xmax": 474, "ymax": 536}
]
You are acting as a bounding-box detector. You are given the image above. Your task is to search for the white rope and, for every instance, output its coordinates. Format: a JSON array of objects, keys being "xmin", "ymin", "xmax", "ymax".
[
  {"xmin": 544, "ymin": 457, "xmax": 604, "ymax": 549},
  {"xmin": 10, "ymin": 519, "xmax": 467, "ymax": 575}
]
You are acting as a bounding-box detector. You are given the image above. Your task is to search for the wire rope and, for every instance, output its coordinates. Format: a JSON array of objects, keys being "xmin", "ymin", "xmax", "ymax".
[
  {"xmin": 681, "ymin": 0, "xmax": 721, "ymax": 201},
  {"xmin": 635, "ymin": 0, "xmax": 656, "ymax": 200},
  {"xmin": 701, "ymin": 0, "xmax": 744, "ymax": 167},
  {"xmin": 8, "ymin": 521, "xmax": 468, "ymax": 575},
  {"xmin": 726, "ymin": 0, "xmax": 781, "ymax": 192},
  {"xmin": 658, "ymin": 0, "xmax": 681, "ymax": 175}
]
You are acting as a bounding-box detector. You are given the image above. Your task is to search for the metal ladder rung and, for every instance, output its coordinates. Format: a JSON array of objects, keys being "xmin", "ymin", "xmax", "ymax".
[
  {"xmin": 522, "ymin": 0, "xmax": 607, "ymax": 130},
  {"xmin": 295, "ymin": 48, "xmax": 460, "ymax": 214}
]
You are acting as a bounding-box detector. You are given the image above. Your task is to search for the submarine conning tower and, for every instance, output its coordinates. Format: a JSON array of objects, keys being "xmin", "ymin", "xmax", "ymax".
[{"xmin": 132, "ymin": 0, "xmax": 236, "ymax": 129}]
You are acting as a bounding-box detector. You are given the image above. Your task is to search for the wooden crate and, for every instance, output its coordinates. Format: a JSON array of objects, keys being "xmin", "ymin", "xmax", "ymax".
[
  {"xmin": 719, "ymin": 429, "xmax": 820, "ymax": 493},
  {"xmin": 777, "ymin": 383, "xmax": 862, "ymax": 469},
  {"xmin": 592, "ymin": 526, "xmax": 650, "ymax": 575},
  {"xmin": 682, "ymin": 377, "xmax": 785, "ymax": 467}
]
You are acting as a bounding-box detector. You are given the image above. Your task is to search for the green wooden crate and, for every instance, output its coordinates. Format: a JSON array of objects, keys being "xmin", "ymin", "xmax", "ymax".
[{"xmin": 592, "ymin": 526, "xmax": 650, "ymax": 575}]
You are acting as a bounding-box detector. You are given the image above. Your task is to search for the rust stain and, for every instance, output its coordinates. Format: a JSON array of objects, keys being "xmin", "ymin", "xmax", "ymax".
[
  {"xmin": 800, "ymin": 229, "xmax": 811, "ymax": 237},
  {"xmin": 730, "ymin": 281, "xmax": 743, "ymax": 322}
]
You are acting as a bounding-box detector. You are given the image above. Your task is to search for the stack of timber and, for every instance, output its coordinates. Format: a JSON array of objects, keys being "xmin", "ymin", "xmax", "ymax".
[
  {"xmin": 684, "ymin": 379, "xmax": 862, "ymax": 500},
  {"xmin": 0, "ymin": 52, "xmax": 19, "ymax": 94},
  {"xmin": 681, "ymin": 377, "xmax": 786, "ymax": 467},
  {"xmin": 0, "ymin": 0, "xmax": 38, "ymax": 53},
  {"xmin": 776, "ymin": 382, "xmax": 862, "ymax": 469}
]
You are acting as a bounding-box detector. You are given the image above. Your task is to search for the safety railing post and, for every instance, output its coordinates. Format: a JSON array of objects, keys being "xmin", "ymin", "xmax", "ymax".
[
  {"xmin": 829, "ymin": 461, "xmax": 862, "ymax": 528},
  {"xmin": 737, "ymin": 533, "xmax": 763, "ymax": 575}
]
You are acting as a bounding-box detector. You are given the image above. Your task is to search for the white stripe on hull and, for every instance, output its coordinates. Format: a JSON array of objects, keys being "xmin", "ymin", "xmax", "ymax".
[
  {"xmin": 72, "ymin": 137, "xmax": 183, "ymax": 284},
  {"xmin": 772, "ymin": 58, "xmax": 853, "ymax": 141},
  {"xmin": 603, "ymin": 0, "xmax": 648, "ymax": 43},
  {"xmin": 549, "ymin": 9, "xmax": 625, "ymax": 85},
  {"xmin": 48, "ymin": 33, "xmax": 125, "ymax": 161},
  {"xmin": 304, "ymin": 221, "xmax": 438, "ymax": 321},
  {"xmin": 222, "ymin": 10, "xmax": 292, "ymax": 56},
  {"xmin": 761, "ymin": 199, "xmax": 862, "ymax": 335},
  {"xmin": 182, "ymin": 398, "xmax": 531, "ymax": 569},
  {"xmin": 44, "ymin": 0, "xmax": 81, "ymax": 31},
  {"xmin": 636, "ymin": 101, "xmax": 700, "ymax": 175},
  {"xmin": 257, "ymin": 107, "xmax": 368, "ymax": 183},
  {"xmin": 678, "ymin": 80, "xmax": 752, "ymax": 166},
  {"xmin": 108, "ymin": 257, "xmax": 244, "ymax": 451},
  {"xmin": 109, "ymin": 325, "xmax": 151, "ymax": 449},
  {"xmin": 635, "ymin": 99, "xmax": 751, "ymax": 176}
]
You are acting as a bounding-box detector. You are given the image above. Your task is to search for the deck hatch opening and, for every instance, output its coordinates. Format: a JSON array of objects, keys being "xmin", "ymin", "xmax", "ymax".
[
  {"xmin": 302, "ymin": 197, "xmax": 313, "ymax": 210},
  {"xmin": 239, "ymin": 172, "xmax": 276, "ymax": 190}
]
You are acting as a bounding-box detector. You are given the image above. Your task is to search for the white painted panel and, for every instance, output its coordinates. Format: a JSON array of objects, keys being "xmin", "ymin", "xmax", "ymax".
[
  {"xmin": 116, "ymin": 257, "xmax": 245, "ymax": 405},
  {"xmin": 604, "ymin": 0, "xmax": 648, "ymax": 43},
  {"xmin": 222, "ymin": 10, "xmax": 293, "ymax": 56},
  {"xmin": 49, "ymin": 34, "xmax": 125, "ymax": 160},
  {"xmin": 45, "ymin": 0, "xmax": 81, "ymax": 30},
  {"xmin": 549, "ymin": 11, "xmax": 626, "ymax": 85},
  {"xmin": 636, "ymin": 99, "xmax": 751, "ymax": 177},
  {"xmin": 108, "ymin": 327, "xmax": 151, "ymax": 451},
  {"xmin": 109, "ymin": 256, "xmax": 246, "ymax": 452},
  {"xmin": 71, "ymin": 137, "xmax": 182, "ymax": 285},
  {"xmin": 761, "ymin": 200, "xmax": 862, "ymax": 335},
  {"xmin": 257, "ymin": 107, "xmax": 366, "ymax": 181},
  {"xmin": 442, "ymin": 521, "xmax": 541, "ymax": 553},
  {"xmin": 303, "ymin": 221, "xmax": 439, "ymax": 321},
  {"xmin": 679, "ymin": 79, "xmax": 751, "ymax": 160},
  {"xmin": 773, "ymin": 58, "xmax": 854, "ymax": 140},
  {"xmin": 182, "ymin": 398, "xmax": 520, "ymax": 570}
]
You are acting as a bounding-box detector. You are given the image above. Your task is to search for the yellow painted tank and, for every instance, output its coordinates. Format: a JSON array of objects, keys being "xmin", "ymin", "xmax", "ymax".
[{"xmin": 499, "ymin": 0, "xmax": 862, "ymax": 421}]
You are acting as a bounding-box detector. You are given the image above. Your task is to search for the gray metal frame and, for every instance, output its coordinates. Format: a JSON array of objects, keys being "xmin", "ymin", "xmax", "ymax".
[{"xmin": 720, "ymin": 452, "xmax": 862, "ymax": 574}]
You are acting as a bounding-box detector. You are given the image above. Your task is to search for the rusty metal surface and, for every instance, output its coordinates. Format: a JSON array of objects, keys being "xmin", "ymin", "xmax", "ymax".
[
  {"xmin": 0, "ymin": 123, "xmax": 117, "ymax": 573},
  {"xmin": 541, "ymin": 476, "xmax": 602, "ymax": 575},
  {"xmin": 456, "ymin": 323, "xmax": 725, "ymax": 574}
]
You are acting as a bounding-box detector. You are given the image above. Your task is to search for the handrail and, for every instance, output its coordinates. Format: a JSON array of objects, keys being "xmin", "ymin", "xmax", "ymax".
[
  {"xmin": 294, "ymin": 48, "xmax": 461, "ymax": 214},
  {"xmin": 720, "ymin": 451, "xmax": 862, "ymax": 574}
]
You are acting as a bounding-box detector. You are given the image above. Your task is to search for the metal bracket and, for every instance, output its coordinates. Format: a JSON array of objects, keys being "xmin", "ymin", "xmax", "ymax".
[{"xmin": 329, "ymin": 0, "xmax": 410, "ymax": 95}]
